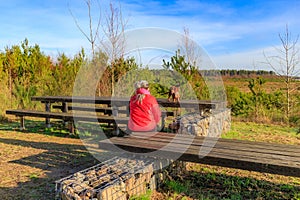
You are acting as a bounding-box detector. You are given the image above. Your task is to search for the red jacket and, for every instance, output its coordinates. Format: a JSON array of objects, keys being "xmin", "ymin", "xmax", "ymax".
[{"xmin": 128, "ymin": 94, "xmax": 161, "ymax": 132}]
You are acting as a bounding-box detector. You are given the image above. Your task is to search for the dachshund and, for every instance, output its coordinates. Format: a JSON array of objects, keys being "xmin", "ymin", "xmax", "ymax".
[{"xmin": 168, "ymin": 85, "xmax": 180, "ymax": 102}]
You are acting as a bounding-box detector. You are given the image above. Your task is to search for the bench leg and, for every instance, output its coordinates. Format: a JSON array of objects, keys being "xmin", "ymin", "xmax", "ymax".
[
  {"xmin": 62, "ymin": 102, "xmax": 68, "ymax": 112},
  {"xmin": 175, "ymin": 107, "xmax": 181, "ymax": 117},
  {"xmin": 113, "ymin": 123, "xmax": 119, "ymax": 136},
  {"xmin": 19, "ymin": 116, "xmax": 25, "ymax": 130},
  {"xmin": 161, "ymin": 115, "xmax": 166, "ymax": 132},
  {"xmin": 68, "ymin": 121, "xmax": 75, "ymax": 135},
  {"xmin": 45, "ymin": 102, "xmax": 51, "ymax": 128}
]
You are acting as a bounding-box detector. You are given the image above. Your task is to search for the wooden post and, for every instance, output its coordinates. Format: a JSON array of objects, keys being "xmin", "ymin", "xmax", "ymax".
[
  {"xmin": 161, "ymin": 113, "xmax": 166, "ymax": 132},
  {"xmin": 112, "ymin": 106, "xmax": 119, "ymax": 116},
  {"xmin": 112, "ymin": 106, "xmax": 119, "ymax": 136},
  {"xmin": 62, "ymin": 102, "xmax": 68, "ymax": 112},
  {"xmin": 45, "ymin": 101, "xmax": 51, "ymax": 128},
  {"xmin": 19, "ymin": 116, "xmax": 25, "ymax": 130},
  {"xmin": 126, "ymin": 105, "xmax": 130, "ymax": 116},
  {"xmin": 62, "ymin": 102, "xmax": 69, "ymax": 128},
  {"xmin": 68, "ymin": 121, "xmax": 75, "ymax": 135}
]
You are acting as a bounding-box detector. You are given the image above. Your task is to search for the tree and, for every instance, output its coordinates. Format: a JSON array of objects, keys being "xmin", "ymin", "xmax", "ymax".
[
  {"xmin": 100, "ymin": 56, "xmax": 139, "ymax": 96},
  {"xmin": 178, "ymin": 27, "xmax": 201, "ymax": 68},
  {"xmin": 70, "ymin": 1, "xmax": 129, "ymax": 96},
  {"xmin": 69, "ymin": 0, "xmax": 101, "ymax": 57},
  {"xmin": 248, "ymin": 77, "xmax": 266, "ymax": 120},
  {"xmin": 264, "ymin": 25, "xmax": 300, "ymax": 124},
  {"xmin": 162, "ymin": 49, "xmax": 197, "ymax": 82},
  {"xmin": 101, "ymin": 2, "xmax": 127, "ymax": 95},
  {"xmin": 1, "ymin": 39, "xmax": 53, "ymax": 108}
]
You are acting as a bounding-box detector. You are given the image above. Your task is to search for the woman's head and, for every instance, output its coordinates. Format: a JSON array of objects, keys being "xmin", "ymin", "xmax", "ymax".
[
  {"xmin": 133, "ymin": 80, "xmax": 149, "ymax": 103},
  {"xmin": 140, "ymin": 80, "xmax": 149, "ymax": 89},
  {"xmin": 134, "ymin": 81, "xmax": 141, "ymax": 90}
]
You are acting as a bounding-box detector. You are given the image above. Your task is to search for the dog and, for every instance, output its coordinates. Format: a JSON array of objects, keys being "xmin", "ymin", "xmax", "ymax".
[{"xmin": 168, "ymin": 85, "xmax": 180, "ymax": 102}]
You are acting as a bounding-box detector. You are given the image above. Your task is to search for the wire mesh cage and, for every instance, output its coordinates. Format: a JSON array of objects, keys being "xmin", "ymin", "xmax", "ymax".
[{"xmin": 55, "ymin": 155, "xmax": 159, "ymax": 200}]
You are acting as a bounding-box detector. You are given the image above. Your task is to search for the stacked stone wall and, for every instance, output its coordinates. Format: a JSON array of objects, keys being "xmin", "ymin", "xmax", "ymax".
[{"xmin": 177, "ymin": 108, "xmax": 231, "ymax": 137}]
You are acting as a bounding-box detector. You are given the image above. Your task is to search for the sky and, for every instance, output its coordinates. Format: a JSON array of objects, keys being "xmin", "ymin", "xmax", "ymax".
[{"xmin": 1, "ymin": 0, "xmax": 300, "ymax": 70}]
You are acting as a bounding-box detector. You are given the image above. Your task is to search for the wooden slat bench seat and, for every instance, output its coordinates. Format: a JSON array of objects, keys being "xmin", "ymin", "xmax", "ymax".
[
  {"xmin": 6, "ymin": 109, "xmax": 129, "ymax": 133},
  {"xmin": 98, "ymin": 132, "xmax": 300, "ymax": 177},
  {"xmin": 52, "ymin": 105, "xmax": 175, "ymax": 117},
  {"xmin": 52, "ymin": 105, "xmax": 124, "ymax": 115}
]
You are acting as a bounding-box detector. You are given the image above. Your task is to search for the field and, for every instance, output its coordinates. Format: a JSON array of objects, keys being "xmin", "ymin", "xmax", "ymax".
[{"xmin": 0, "ymin": 120, "xmax": 299, "ymax": 200}]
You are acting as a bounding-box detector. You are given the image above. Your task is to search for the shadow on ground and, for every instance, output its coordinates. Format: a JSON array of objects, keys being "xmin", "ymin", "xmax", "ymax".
[
  {"xmin": 0, "ymin": 123, "xmax": 299, "ymax": 200},
  {"xmin": 0, "ymin": 124, "xmax": 119, "ymax": 200}
]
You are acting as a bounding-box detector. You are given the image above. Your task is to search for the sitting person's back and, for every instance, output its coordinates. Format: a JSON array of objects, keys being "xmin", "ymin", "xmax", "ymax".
[{"xmin": 128, "ymin": 80, "xmax": 161, "ymax": 132}]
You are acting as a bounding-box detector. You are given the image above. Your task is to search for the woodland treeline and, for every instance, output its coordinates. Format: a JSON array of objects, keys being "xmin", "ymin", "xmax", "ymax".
[
  {"xmin": 203, "ymin": 69, "xmax": 276, "ymax": 77},
  {"xmin": 0, "ymin": 39, "xmax": 299, "ymax": 126}
]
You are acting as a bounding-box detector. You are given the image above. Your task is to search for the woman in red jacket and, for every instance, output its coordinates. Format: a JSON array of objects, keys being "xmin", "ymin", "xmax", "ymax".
[{"xmin": 127, "ymin": 80, "xmax": 161, "ymax": 132}]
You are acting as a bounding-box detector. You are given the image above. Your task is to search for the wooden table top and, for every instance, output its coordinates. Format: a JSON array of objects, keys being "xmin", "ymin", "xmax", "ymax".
[{"xmin": 31, "ymin": 96, "xmax": 225, "ymax": 109}]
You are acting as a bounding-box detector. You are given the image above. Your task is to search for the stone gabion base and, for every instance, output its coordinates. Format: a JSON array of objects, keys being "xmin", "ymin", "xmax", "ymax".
[
  {"xmin": 177, "ymin": 108, "xmax": 231, "ymax": 137},
  {"xmin": 55, "ymin": 155, "xmax": 172, "ymax": 200}
]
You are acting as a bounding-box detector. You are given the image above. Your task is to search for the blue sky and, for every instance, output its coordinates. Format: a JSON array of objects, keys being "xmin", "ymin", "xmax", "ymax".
[{"xmin": 1, "ymin": 0, "xmax": 300, "ymax": 70}]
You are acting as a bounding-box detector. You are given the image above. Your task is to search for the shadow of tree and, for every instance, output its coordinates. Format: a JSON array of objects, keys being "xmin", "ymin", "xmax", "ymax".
[
  {"xmin": 0, "ymin": 136, "xmax": 119, "ymax": 200},
  {"xmin": 0, "ymin": 119, "xmax": 74, "ymax": 137}
]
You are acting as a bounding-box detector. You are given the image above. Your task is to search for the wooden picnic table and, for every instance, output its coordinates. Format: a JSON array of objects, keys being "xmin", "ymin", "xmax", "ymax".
[
  {"xmin": 31, "ymin": 96, "xmax": 225, "ymax": 129},
  {"xmin": 5, "ymin": 96, "xmax": 226, "ymax": 133}
]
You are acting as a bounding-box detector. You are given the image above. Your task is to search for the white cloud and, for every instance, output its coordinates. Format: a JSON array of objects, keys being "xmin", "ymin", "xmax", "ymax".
[{"xmin": 212, "ymin": 46, "xmax": 282, "ymax": 71}]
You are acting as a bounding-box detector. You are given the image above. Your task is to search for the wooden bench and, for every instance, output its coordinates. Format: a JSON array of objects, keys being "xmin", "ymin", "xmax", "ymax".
[
  {"xmin": 6, "ymin": 109, "xmax": 129, "ymax": 134},
  {"xmin": 32, "ymin": 96, "xmax": 180, "ymax": 130},
  {"xmin": 51, "ymin": 104, "xmax": 175, "ymax": 130},
  {"xmin": 98, "ymin": 132, "xmax": 300, "ymax": 177}
]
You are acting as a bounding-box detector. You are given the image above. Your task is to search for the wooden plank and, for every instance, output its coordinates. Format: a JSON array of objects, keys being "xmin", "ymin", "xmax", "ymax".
[
  {"xmin": 98, "ymin": 133, "xmax": 300, "ymax": 177},
  {"xmin": 130, "ymin": 133, "xmax": 300, "ymax": 160},
  {"xmin": 52, "ymin": 105, "xmax": 117, "ymax": 115},
  {"xmin": 99, "ymin": 138, "xmax": 300, "ymax": 177},
  {"xmin": 31, "ymin": 96, "xmax": 221, "ymax": 109},
  {"xmin": 51, "ymin": 105, "xmax": 175, "ymax": 117},
  {"xmin": 99, "ymin": 135, "xmax": 300, "ymax": 164},
  {"xmin": 6, "ymin": 109, "xmax": 129, "ymax": 124},
  {"xmin": 130, "ymin": 132, "xmax": 300, "ymax": 154},
  {"xmin": 121, "ymin": 137, "xmax": 300, "ymax": 166},
  {"xmin": 98, "ymin": 138, "xmax": 298, "ymax": 169},
  {"xmin": 32, "ymin": 96, "xmax": 128, "ymax": 106}
]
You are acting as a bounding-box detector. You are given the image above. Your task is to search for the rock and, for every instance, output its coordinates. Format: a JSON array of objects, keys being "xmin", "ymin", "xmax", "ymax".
[{"xmin": 177, "ymin": 108, "xmax": 231, "ymax": 137}]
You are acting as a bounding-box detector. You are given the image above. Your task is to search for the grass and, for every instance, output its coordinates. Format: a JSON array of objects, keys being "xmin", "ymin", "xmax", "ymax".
[
  {"xmin": 178, "ymin": 168, "xmax": 300, "ymax": 199},
  {"xmin": 158, "ymin": 121, "xmax": 300, "ymax": 200},
  {"xmin": 222, "ymin": 121, "xmax": 300, "ymax": 145},
  {"xmin": 118, "ymin": 121, "xmax": 300, "ymax": 200},
  {"xmin": 130, "ymin": 190, "xmax": 153, "ymax": 200}
]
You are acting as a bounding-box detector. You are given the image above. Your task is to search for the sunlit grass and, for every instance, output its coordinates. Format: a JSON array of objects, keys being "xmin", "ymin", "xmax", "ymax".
[{"xmin": 222, "ymin": 121, "xmax": 300, "ymax": 145}]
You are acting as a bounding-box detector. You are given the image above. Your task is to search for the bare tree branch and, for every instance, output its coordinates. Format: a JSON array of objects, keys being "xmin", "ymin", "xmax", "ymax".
[
  {"xmin": 263, "ymin": 24, "xmax": 300, "ymax": 124},
  {"xmin": 68, "ymin": 0, "xmax": 102, "ymax": 56},
  {"xmin": 100, "ymin": 1, "xmax": 127, "ymax": 95}
]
